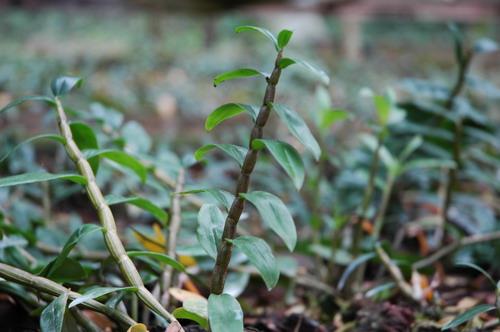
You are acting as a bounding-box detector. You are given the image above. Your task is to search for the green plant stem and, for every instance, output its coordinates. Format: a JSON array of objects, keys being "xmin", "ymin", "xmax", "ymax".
[
  {"xmin": 69, "ymin": 307, "xmax": 102, "ymax": 332},
  {"xmin": 53, "ymin": 97, "xmax": 182, "ymax": 328},
  {"xmin": 440, "ymin": 52, "xmax": 472, "ymax": 244},
  {"xmin": 373, "ymin": 174, "xmax": 395, "ymax": 240},
  {"xmin": 210, "ymin": 50, "xmax": 283, "ymax": 295},
  {"xmin": 0, "ymin": 262, "xmax": 135, "ymax": 328},
  {"xmin": 161, "ymin": 168, "xmax": 185, "ymax": 307}
]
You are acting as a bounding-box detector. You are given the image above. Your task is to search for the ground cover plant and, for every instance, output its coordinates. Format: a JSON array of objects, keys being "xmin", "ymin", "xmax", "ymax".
[{"xmin": 0, "ymin": 17, "xmax": 499, "ymax": 332}]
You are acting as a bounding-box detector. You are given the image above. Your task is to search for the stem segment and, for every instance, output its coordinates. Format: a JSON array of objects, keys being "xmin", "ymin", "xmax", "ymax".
[
  {"xmin": 210, "ymin": 51, "xmax": 283, "ymax": 294},
  {"xmin": 0, "ymin": 262, "xmax": 135, "ymax": 328},
  {"xmin": 54, "ymin": 97, "xmax": 182, "ymax": 329}
]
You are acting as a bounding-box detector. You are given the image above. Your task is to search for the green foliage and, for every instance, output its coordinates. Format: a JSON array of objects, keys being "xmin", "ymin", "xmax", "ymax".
[
  {"xmin": 50, "ymin": 76, "xmax": 83, "ymax": 97},
  {"xmin": 208, "ymin": 294, "xmax": 244, "ymax": 332},
  {"xmin": 195, "ymin": 144, "xmax": 247, "ymax": 166},
  {"xmin": 0, "ymin": 172, "xmax": 87, "ymax": 188},
  {"xmin": 441, "ymin": 304, "xmax": 496, "ymax": 330},
  {"xmin": 205, "ymin": 103, "xmax": 257, "ymax": 131},
  {"xmin": 69, "ymin": 286, "xmax": 137, "ymax": 308},
  {"xmin": 126, "ymin": 251, "xmax": 185, "ymax": 272},
  {"xmin": 40, "ymin": 292, "xmax": 68, "ymax": 332},
  {"xmin": 106, "ymin": 195, "xmax": 168, "ymax": 224},
  {"xmin": 213, "ymin": 68, "xmax": 265, "ymax": 87}
]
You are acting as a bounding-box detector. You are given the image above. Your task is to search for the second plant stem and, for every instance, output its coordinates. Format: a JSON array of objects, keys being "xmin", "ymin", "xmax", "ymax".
[
  {"xmin": 210, "ymin": 50, "xmax": 283, "ymax": 295},
  {"xmin": 54, "ymin": 97, "xmax": 182, "ymax": 329}
]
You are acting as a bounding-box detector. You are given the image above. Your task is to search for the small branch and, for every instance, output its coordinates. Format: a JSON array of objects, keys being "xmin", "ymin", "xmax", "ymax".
[
  {"xmin": 161, "ymin": 168, "xmax": 185, "ymax": 307},
  {"xmin": 210, "ymin": 50, "xmax": 284, "ymax": 295},
  {"xmin": 69, "ymin": 307, "xmax": 102, "ymax": 332},
  {"xmin": 375, "ymin": 244, "xmax": 419, "ymax": 302},
  {"xmin": 0, "ymin": 262, "xmax": 135, "ymax": 328},
  {"xmin": 54, "ymin": 97, "xmax": 181, "ymax": 328},
  {"xmin": 412, "ymin": 230, "xmax": 500, "ymax": 270}
]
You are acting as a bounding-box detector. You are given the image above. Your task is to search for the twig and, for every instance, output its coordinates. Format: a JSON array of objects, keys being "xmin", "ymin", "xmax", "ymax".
[
  {"xmin": 210, "ymin": 50, "xmax": 284, "ymax": 295},
  {"xmin": 69, "ymin": 307, "xmax": 102, "ymax": 332},
  {"xmin": 161, "ymin": 168, "xmax": 185, "ymax": 307},
  {"xmin": 54, "ymin": 97, "xmax": 182, "ymax": 329},
  {"xmin": 0, "ymin": 262, "xmax": 135, "ymax": 328},
  {"xmin": 375, "ymin": 243, "xmax": 419, "ymax": 302},
  {"xmin": 412, "ymin": 230, "xmax": 500, "ymax": 270}
]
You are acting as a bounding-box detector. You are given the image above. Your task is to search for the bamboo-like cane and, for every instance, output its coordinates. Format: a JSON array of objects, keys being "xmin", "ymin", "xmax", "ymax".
[
  {"xmin": 210, "ymin": 50, "xmax": 283, "ymax": 294},
  {"xmin": 53, "ymin": 97, "xmax": 183, "ymax": 330},
  {"xmin": 0, "ymin": 262, "xmax": 135, "ymax": 328}
]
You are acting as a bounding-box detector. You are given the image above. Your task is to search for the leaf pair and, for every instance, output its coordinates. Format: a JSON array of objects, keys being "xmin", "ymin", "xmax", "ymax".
[{"xmin": 235, "ymin": 25, "xmax": 292, "ymax": 52}]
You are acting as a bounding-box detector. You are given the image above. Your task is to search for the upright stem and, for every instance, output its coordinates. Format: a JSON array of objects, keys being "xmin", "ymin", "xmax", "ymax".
[
  {"xmin": 53, "ymin": 98, "xmax": 182, "ymax": 329},
  {"xmin": 440, "ymin": 52, "xmax": 472, "ymax": 244},
  {"xmin": 210, "ymin": 51, "xmax": 283, "ymax": 294},
  {"xmin": 161, "ymin": 168, "xmax": 185, "ymax": 307},
  {"xmin": 373, "ymin": 174, "xmax": 395, "ymax": 240}
]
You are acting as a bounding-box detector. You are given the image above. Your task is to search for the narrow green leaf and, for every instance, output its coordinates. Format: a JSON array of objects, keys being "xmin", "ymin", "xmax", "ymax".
[
  {"xmin": 278, "ymin": 58, "xmax": 296, "ymax": 69},
  {"xmin": 232, "ymin": 236, "xmax": 280, "ymax": 289},
  {"xmin": 337, "ymin": 253, "xmax": 376, "ymax": 290},
  {"xmin": 40, "ymin": 292, "xmax": 68, "ymax": 332},
  {"xmin": 106, "ymin": 194, "xmax": 167, "ymax": 224},
  {"xmin": 195, "ymin": 144, "xmax": 248, "ymax": 167},
  {"xmin": 402, "ymin": 159, "xmax": 456, "ymax": 173},
  {"xmin": 240, "ymin": 191, "xmax": 297, "ymax": 251},
  {"xmin": 127, "ymin": 251, "xmax": 185, "ymax": 272},
  {"xmin": 213, "ymin": 68, "xmax": 265, "ymax": 87},
  {"xmin": 68, "ymin": 286, "xmax": 137, "ymax": 308},
  {"xmin": 197, "ymin": 204, "xmax": 225, "ymax": 259},
  {"xmin": 173, "ymin": 308, "xmax": 208, "ymax": 329},
  {"xmin": 181, "ymin": 189, "xmax": 234, "ymax": 210},
  {"xmin": 448, "ymin": 23, "xmax": 464, "ymax": 64},
  {"xmin": 373, "ymin": 95, "xmax": 391, "ymax": 126},
  {"xmin": 277, "ymin": 29, "xmax": 293, "ymax": 49},
  {"xmin": 0, "ymin": 172, "xmax": 86, "ymax": 188},
  {"xmin": 320, "ymin": 109, "xmax": 350, "ymax": 129},
  {"xmin": 50, "ymin": 76, "xmax": 83, "ymax": 97},
  {"xmin": 42, "ymin": 224, "xmax": 102, "ymax": 278},
  {"xmin": 365, "ymin": 282, "xmax": 395, "ymax": 299},
  {"xmin": 0, "ymin": 134, "xmax": 65, "ymax": 164},
  {"xmin": 271, "ymin": 103, "xmax": 321, "ymax": 160},
  {"xmin": 46, "ymin": 257, "xmax": 87, "ymax": 282},
  {"xmin": 235, "ymin": 25, "xmax": 278, "ymax": 51},
  {"xmin": 398, "ymin": 136, "xmax": 423, "ymax": 162},
  {"xmin": 290, "ymin": 58, "xmax": 330, "ymax": 85},
  {"xmin": 208, "ymin": 294, "xmax": 244, "ymax": 332},
  {"xmin": 252, "ymin": 139, "xmax": 304, "ymax": 189},
  {"xmin": 0, "ymin": 95, "xmax": 54, "ymax": 114},
  {"xmin": 457, "ymin": 262, "xmax": 496, "ymax": 288},
  {"xmin": 442, "ymin": 304, "xmax": 496, "ymax": 330},
  {"xmin": 83, "ymin": 149, "xmax": 147, "ymax": 182},
  {"xmin": 70, "ymin": 122, "xmax": 99, "ymax": 173},
  {"xmin": 184, "ymin": 297, "xmax": 208, "ymax": 319},
  {"xmin": 205, "ymin": 103, "xmax": 256, "ymax": 131}
]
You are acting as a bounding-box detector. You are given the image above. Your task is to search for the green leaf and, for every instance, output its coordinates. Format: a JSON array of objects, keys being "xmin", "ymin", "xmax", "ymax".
[
  {"xmin": 208, "ymin": 294, "xmax": 244, "ymax": 332},
  {"xmin": 278, "ymin": 58, "xmax": 296, "ymax": 69},
  {"xmin": 0, "ymin": 172, "xmax": 86, "ymax": 188},
  {"xmin": 474, "ymin": 38, "xmax": 498, "ymax": 54},
  {"xmin": 50, "ymin": 76, "xmax": 83, "ymax": 97},
  {"xmin": 195, "ymin": 144, "xmax": 248, "ymax": 167},
  {"xmin": 402, "ymin": 159, "xmax": 456, "ymax": 173},
  {"xmin": 181, "ymin": 189, "xmax": 234, "ymax": 210},
  {"xmin": 205, "ymin": 103, "xmax": 257, "ymax": 131},
  {"xmin": 83, "ymin": 149, "xmax": 147, "ymax": 182},
  {"xmin": 213, "ymin": 68, "xmax": 265, "ymax": 87},
  {"xmin": 320, "ymin": 109, "xmax": 350, "ymax": 129},
  {"xmin": 70, "ymin": 122, "xmax": 99, "ymax": 173},
  {"xmin": 235, "ymin": 25, "xmax": 278, "ymax": 51},
  {"xmin": 277, "ymin": 29, "xmax": 293, "ymax": 49},
  {"xmin": 0, "ymin": 134, "xmax": 65, "ymax": 164},
  {"xmin": 48, "ymin": 257, "xmax": 87, "ymax": 283},
  {"xmin": 290, "ymin": 58, "xmax": 330, "ymax": 85},
  {"xmin": 270, "ymin": 103, "xmax": 321, "ymax": 160},
  {"xmin": 441, "ymin": 304, "xmax": 496, "ymax": 330},
  {"xmin": 456, "ymin": 262, "xmax": 496, "ymax": 288},
  {"xmin": 398, "ymin": 136, "xmax": 423, "ymax": 162},
  {"xmin": 68, "ymin": 286, "xmax": 137, "ymax": 308},
  {"xmin": 448, "ymin": 23, "xmax": 464, "ymax": 64},
  {"xmin": 252, "ymin": 139, "xmax": 304, "ymax": 189},
  {"xmin": 197, "ymin": 204, "xmax": 225, "ymax": 259},
  {"xmin": 232, "ymin": 236, "xmax": 279, "ymax": 289},
  {"xmin": 106, "ymin": 194, "xmax": 167, "ymax": 224},
  {"xmin": 173, "ymin": 307, "xmax": 208, "ymax": 329},
  {"xmin": 337, "ymin": 253, "xmax": 376, "ymax": 290},
  {"xmin": 40, "ymin": 292, "xmax": 68, "ymax": 332},
  {"xmin": 127, "ymin": 251, "xmax": 185, "ymax": 272},
  {"xmin": 373, "ymin": 95, "xmax": 391, "ymax": 126},
  {"xmin": 0, "ymin": 95, "xmax": 55, "ymax": 114},
  {"xmin": 42, "ymin": 224, "xmax": 102, "ymax": 278},
  {"xmin": 240, "ymin": 191, "xmax": 296, "ymax": 251}
]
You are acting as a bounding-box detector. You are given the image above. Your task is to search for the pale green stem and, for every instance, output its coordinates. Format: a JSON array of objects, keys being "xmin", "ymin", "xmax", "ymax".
[{"xmin": 53, "ymin": 97, "xmax": 182, "ymax": 329}]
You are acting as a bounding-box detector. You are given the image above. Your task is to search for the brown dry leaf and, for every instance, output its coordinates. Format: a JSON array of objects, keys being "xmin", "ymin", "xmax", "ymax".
[
  {"xmin": 82, "ymin": 310, "xmax": 115, "ymax": 330},
  {"xmin": 169, "ymin": 288, "xmax": 206, "ymax": 303},
  {"xmin": 127, "ymin": 323, "xmax": 148, "ymax": 332}
]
